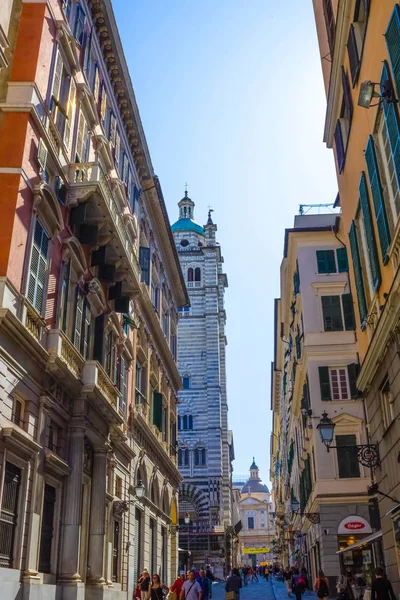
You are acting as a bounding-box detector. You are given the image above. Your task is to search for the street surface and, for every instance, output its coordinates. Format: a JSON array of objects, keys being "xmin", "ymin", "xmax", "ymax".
[{"xmin": 210, "ymin": 577, "xmax": 319, "ymax": 600}]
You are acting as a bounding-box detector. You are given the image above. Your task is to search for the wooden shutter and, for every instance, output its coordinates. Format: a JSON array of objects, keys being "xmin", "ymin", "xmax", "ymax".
[
  {"xmin": 27, "ymin": 220, "xmax": 50, "ymax": 314},
  {"xmin": 318, "ymin": 366, "xmax": 332, "ymax": 401},
  {"xmin": 342, "ymin": 293, "xmax": 356, "ymax": 330},
  {"xmin": 100, "ymin": 83, "xmax": 107, "ymax": 120},
  {"xmin": 74, "ymin": 4, "xmax": 86, "ymax": 45},
  {"xmin": 317, "ymin": 250, "xmax": 335, "ymax": 273},
  {"xmin": 359, "ymin": 173, "xmax": 381, "ymax": 289},
  {"xmin": 73, "ymin": 288, "xmax": 84, "ymax": 351},
  {"xmin": 334, "ymin": 120, "xmax": 345, "ymax": 173},
  {"xmin": 93, "ymin": 313, "xmax": 105, "ymax": 364},
  {"xmin": 76, "ymin": 110, "xmax": 88, "ymax": 162},
  {"xmin": 336, "ymin": 435, "xmax": 360, "ymax": 478},
  {"xmin": 347, "ymin": 362, "xmax": 360, "ymax": 398},
  {"xmin": 336, "ymin": 247, "xmax": 348, "ymax": 272},
  {"xmin": 0, "ymin": 463, "xmax": 21, "ymax": 568},
  {"xmin": 82, "ymin": 299, "xmax": 91, "ymax": 358},
  {"xmin": 385, "ymin": 4, "xmax": 400, "ymax": 99},
  {"xmin": 64, "ymin": 76, "xmax": 76, "ymax": 149},
  {"xmin": 347, "ymin": 24, "xmax": 360, "ymax": 86},
  {"xmin": 349, "ymin": 221, "xmax": 367, "ymax": 325},
  {"xmin": 365, "ymin": 136, "xmax": 391, "ymax": 263},
  {"xmin": 152, "ymin": 391, "xmax": 163, "ymax": 431},
  {"xmin": 381, "ymin": 61, "xmax": 400, "ymax": 193},
  {"xmin": 83, "ymin": 28, "xmax": 92, "ymax": 76},
  {"xmin": 37, "ymin": 139, "xmax": 48, "ymax": 171},
  {"xmin": 109, "ymin": 110, "xmax": 116, "ymax": 145},
  {"xmin": 51, "ymin": 49, "xmax": 63, "ymax": 107},
  {"xmin": 38, "ymin": 484, "xmax": 56, "ymax": 574},
  {"xmin": 114, "ymin": 129, "xmax": 121, "ymax": 169},
  {"xmin": 139, "ymin": 246, "xmax": 150, "ymax": 285},
  {"xmin": 323, "ymin": 0, "xmax": 336, "ymax": 55},
  {"xmin": 342, "ymin": 67, "xmax": 353, "ymax": 121},
  {"xmin": 61, "ymin": 260, "xmax": 71, "ymax": 333},
  {"xmin": 119, "ymin": 358, "xmax": 127, "ymax": 414}
]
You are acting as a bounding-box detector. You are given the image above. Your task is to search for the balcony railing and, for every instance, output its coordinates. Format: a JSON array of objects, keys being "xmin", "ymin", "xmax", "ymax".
[
  {"xmin": 47, "ymin": 329, "xmax": 85, "ymax": 381},
  {"xmin": 134, "ymin": 388, "xmax": 148, "ymax": 418},
  {"xmin": 82, "ymin": 361, "xmax": 121, "ymax": 420}
]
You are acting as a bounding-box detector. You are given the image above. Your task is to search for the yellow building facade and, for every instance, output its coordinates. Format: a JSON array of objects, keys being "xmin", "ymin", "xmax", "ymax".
[{"xmin": 312, "ymin": 0, "xmax": 400, "ymax": 591}]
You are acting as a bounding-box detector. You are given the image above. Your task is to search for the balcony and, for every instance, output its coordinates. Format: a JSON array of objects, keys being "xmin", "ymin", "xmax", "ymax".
[
  {"xmin": 134, "ymin": 388, "xmax": 148, "ymax": 419},
  {"xmin": 67, "ymin": 162, "xmax": 140, "ymax": 289},
  {"xmin": 82, "ymin": 361, "xmax": 123, "ymax": 424},
  {"xmin": 47, "ymin": 329, "xmax": 85, "ymax": 384}
]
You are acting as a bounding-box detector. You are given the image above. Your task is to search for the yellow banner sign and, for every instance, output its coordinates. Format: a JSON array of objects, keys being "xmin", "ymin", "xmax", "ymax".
[{"xmin": 243, "ymin": 547, "xmax": 270, "ymax": 554}]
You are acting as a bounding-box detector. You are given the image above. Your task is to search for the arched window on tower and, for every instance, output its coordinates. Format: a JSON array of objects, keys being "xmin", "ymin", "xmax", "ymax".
[
  {"xmin": 183, "ymin": 449, "xmax": 189, "ymax": 466},
  {"xmin": 188, "ymin": 415, "xmax": 193, "ymax": 430},
  {"xmin": 194, "ymin": 448, "xmax": 200, "ymax": 466},
  {"xmin": 194, "ymin": 267, "xmax": 201, "ymax": 282},
  {"xmin": 178, "ymin": 416, "xmax": 181, "ymax": 430},
  {"xmin": 183, "ymin": 415, "xmax": 188, "ymax": 430},
  {"xmin": 201, "ymin": 448, "xmax": 206, "ymax": 465},
  {"xmin": 187, "ymin": 268, "xmax": 193, "ymax": 282},
  {"xmin": 194, "ymin": 447, "xmax": 206, "ymax": 467},
  {"xmin": 178, "ymin": 448, "xmax": 183, "ymax": 466}
]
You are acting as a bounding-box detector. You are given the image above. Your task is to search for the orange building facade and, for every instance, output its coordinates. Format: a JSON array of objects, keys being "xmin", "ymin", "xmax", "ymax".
[
  {"xmin": 0, "ymin": 1, "xmax": 188, "ymax": 599},
  {"xmin": 313, "ymin": 0, "xmax": 400, "ymax": 591}
]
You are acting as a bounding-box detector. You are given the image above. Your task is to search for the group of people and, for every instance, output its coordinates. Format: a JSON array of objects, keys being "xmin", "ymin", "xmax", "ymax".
[{"xmin": 136, "ymin": 567, "xmax": 214, "ymax": 600}]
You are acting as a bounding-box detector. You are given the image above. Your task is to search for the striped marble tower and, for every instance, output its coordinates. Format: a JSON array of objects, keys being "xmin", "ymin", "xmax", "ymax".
[{"xmin": 171, "ymin": 193, "xmax": 233, "ymax": 570}]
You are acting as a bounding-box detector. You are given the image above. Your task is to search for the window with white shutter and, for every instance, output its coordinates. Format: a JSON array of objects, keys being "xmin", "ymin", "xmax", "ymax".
[
  {"xmin": 75, "ymin": 110, "xmax": 89, "ymax": 162},
  {"xmin": 64, "ymin": 76, "xmax": 76, "ymax": 150},
  {"xmin": 118, "ymin": 357, "xmax": 128, "ymax": 415},
  {"xmin": 27, "ymin": 220, "xmax": 50, "ymax": 314},
  {"xmin": 50, "ymin": 50, "xmax": 63, "ymax": 118}
]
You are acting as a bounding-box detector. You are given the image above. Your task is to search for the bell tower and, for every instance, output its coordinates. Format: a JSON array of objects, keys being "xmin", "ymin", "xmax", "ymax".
[{"xmin": 178, "ymin": 190, "xmax": 195, "ymax": 220}]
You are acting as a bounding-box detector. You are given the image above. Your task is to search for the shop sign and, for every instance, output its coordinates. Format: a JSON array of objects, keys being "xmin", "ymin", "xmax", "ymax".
[
  {"xmin": 243, "ymin": 547, "xmax": 270, "ymax": 554},
  {"xmin": 337, "ymin": 516, "xmax": 372, "ymax": 535}
]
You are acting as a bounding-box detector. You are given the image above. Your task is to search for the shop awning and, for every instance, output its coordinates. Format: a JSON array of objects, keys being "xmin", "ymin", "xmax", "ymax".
[{"xmin": 336, "ymin": 530, "xmax": 382, "ymax": 554}]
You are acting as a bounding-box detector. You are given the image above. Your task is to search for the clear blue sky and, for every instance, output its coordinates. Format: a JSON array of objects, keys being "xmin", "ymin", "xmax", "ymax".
[{"xmin": 112, "ymin": 0, "xmax": 338, "ymax": 484}]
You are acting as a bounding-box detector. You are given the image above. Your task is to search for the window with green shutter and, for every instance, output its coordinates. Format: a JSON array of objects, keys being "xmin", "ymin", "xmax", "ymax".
[
  {"xmin": 365, "ymin": 136, "xmax": 391, "ymax": 263},
  {"xmin": 27, "ymin": 220, "xmax": 50, "ymax": 314},
  {"xmin": 342, "ymin": 293, "xmax": 356, "ymax": 330},
  {"xmin": 316, "ymin": 250, "xmax": 336, "ymax": 273},
  {"xmin": 349, "ymin": 221, "xmax": 367, "ymax": 326},
  {"xmin": 336, "ymin": 435, "xmax": 360, "ymax": 478},
  {"xmin": 380, "ymin": 61, "xmax": 400, "ymax": 201},
  {"xmin": 293, "ymin": 269, "xmax": 300, "ymax": 295},
  {"xmin": 73, "ymin": 288, "xmax": 91, "ymax": 357},
  {"xmin": 153, "ymin": 391, "xmax": 163, "ymax": 431},
  {"xmin": 336, "ymin": 247, "xmax": 349, "ymax": 272},
  {"xmin": 348, "ymin": 362, "xmax": 360, "ymax": 398},
  {"xmin": 319, "ymin": 366, "xmax": 332, "ymax": 401},
  {"xmin": 321, "ymin": 296, "xmax": 343, "ymax": 331},
  {"xmin": 385, "ymin": 4, "xmax": 400, "ymax": 101},
  {"xmin": 358, "ymin": 173, "xmax": 381, "ymax": 290}
]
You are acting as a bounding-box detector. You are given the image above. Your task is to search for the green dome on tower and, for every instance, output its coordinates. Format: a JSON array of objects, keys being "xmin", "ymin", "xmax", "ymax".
[{"xmin": 171, "ymin": 190, "xmax": 205, "ymax": 235}]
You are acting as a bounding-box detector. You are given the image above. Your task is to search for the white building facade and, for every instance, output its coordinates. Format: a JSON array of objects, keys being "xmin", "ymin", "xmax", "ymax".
[{"xmin": 171, "ymin": 195, "xmax": 236, "ymax": 575}]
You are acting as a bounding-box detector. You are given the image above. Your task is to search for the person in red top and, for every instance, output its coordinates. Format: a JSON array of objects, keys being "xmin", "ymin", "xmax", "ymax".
[{"xmin": 171, "ymin": 572, "xmax": 186, "ymax": 597}]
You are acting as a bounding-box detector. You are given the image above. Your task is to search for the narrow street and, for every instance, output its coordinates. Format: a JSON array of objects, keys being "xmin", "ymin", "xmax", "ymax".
[{"xmin": 211, "ymin": 578, "xmax": 319, "ymax": 600}]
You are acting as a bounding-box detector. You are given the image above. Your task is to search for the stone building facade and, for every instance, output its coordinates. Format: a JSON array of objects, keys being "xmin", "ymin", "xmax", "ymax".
[
  {"xmin": 171, "ymin": 195, "xmax": 237, "ymax": 576},
  {"xmin": 0, "ymin": 0, "xmax": 187, "ymax": 598},
  {"xmin": 238, "ymin": 460, "xmax": 275, "ymax": 566},
  {"xmin": 271, "ymin": 214, "xmax": 374, "ymax": 593},
  {"xmin": 312, "ymin": 0, "xmax": 400, "ymax": 592}
]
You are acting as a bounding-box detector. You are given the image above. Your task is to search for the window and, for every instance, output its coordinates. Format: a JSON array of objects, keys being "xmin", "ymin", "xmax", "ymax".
[
  {"xmin": 293, "ymin": 269, "xmax": 300, "ymax": 295},
  {"xmin": 178, "ymin": 448, "xmax": 189, "ymax": 467},
  {"xmin": 60, "ymin": 260, "xmax": 71, "ymax": 333},
  {"xmin": 357, "ymin": 173, "xmax": 381, "ymax": 292},
  {"xmin": 247, "ymin": 517, "xmax": 255, "ymax": 530},
  {"xmin": 365, "ymin": 136, "xmax": 391, "ymax": 263},
  {"xmin": 318, "ymin": 364, "xmax": 359, "ymax": 401},
  {"xmin": 180, "ymin": 414, "xmax": 193, "ymax": 430},
  {"xmin": 73, "ymin": 3, "xmax": 86, "ymax": 46},
  {"xmin": 112, "ymin": 520, "xmax": 120, "ymax": 582},
  {"xmin": 378, "ymin": 62, "xmax": 400, "ymax": 220},
  {"xmin": 152, "ymin": 391, "xmax": 163, "ymax": 431},
  {"xmin": 349, "ymin": 221, "xmax": 368, "ymax": 326},
  {"xmin": 115, "ymin": 476, "xmax": 123, "ymax": 499},
  {"xmin": 182, "ymin": 376, "xmax": 190, "ymax": 390},
  {"xmin": 323, "ymin": 0, "xmax": 336, "ymax": 55},
  {"xmin": 334, "ymin": 69, "xmax": 353, "ymax": 173},
  {"xmin": 48, "ymin": 419, "xmax": 62, "ymax": 455},
  {"xmin": 73, "ymin": 289, "xmax": 91, "ymax": 358},
  {"xmin": 38, "ymin": 484, "xmax": 56, "ymax": 574},
  {"xmin": 11, "ymin": 396, "xmax": 24, "ymax": 428},
  {"xmin": 380, "ymin": 376, "xmax": 395, "ymax": 429},
  {"xmin": 151, "ymin": 282, "xmax": 160, "ymax": 312},
  {"xmin": 321, "ymin": 294, "xmax": 355, "ymax": 331},
  {"xmin": 194, "ymin": 267, "xmax": 201, "ymax": 282},
  {"xmin": 171, "ymin": 330, "xmax": 177, "ymax": 361},
  {"xmin": 49, "ymin": 49, "xmax": 76, "ymax": 147},
  {"xmin": 347, "ymin": 0, "xmax": 370, "ymax": 86},
  {"xmin": 336, "ymin": 435, "xmax": 360, "ymax": 478},
  {"xmin": 194, "ymin": 448, "xmax": 206, "ymax": 466},
  {"xmin": 105, "ymin": 331, "xmax": 117, "ymax": 383},
  {"xmin": 162, "ymin": 311, "xmax": 169, "ymax": 337},
  {"xmin": 27, "ymin": 219, "xmax": 50, "ymax": 315},
  {"xmin": 0, "ymin": 463, "xmax": 22, "ymax": 568},
  {"xmin": 386, "ymin": 4, "xmax": 400, "ymax": 101},
  {"xmin": 162, "ymin": 407, "xmax": 168, "ymax": 442},
  {"xmin": 317, "ymin": 250, "xmax": 336, "ymax": 274},
  {"xmin": 178, "ymin": 306, "xmax": 190, "ymax": 317}
]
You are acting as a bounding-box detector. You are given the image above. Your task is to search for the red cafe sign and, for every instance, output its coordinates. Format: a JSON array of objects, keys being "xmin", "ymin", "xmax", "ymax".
[{"xmin": 338, "ymin": 516, "xmax": 372, "ymax": 535}]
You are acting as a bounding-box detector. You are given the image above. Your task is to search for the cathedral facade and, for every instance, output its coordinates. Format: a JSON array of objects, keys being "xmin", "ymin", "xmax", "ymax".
[{"xmin": 171, "ymin": 193, "xmax": 236, "ymax": 576}]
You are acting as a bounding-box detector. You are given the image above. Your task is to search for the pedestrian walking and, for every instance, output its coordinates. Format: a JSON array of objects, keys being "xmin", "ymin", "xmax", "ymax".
[
  {"xmin": 170, "ymin": 572, "xmax": 186, "ymax": 600},
  {"xmin": 197, "ymin": 569, "xmax": 210, "ymax": 600},
  {"xmin": 284, "ymin": 567, "xmax": 293, "ymax": 595},
  {"xmin": 371, "ymin": 568, "xmax": 397, "ymax": 600},
  {"xmin": 314, "ymin": 570, "xmax": 329, "ymax": 600},
  {"xmin": 265, "ymin": 566, "xmax": 270, "ymax": 581},
  {"xmin": 225, "ymin": 568, "xmax": 242, "ymax": 600},
  {"xmin": 138, "ymin": 569, "xmax": 151, "ymax": 600},
  {"xmin": 147, "ymin": 574, "xmax": 169, "ymax": 600},
  {"xmin": 292, "ymin": 567, "xmax": 306, "ymax": 600},
  {"xmin": 180, "ymin": 569, "xmax": 202, "ymax": 600}
]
